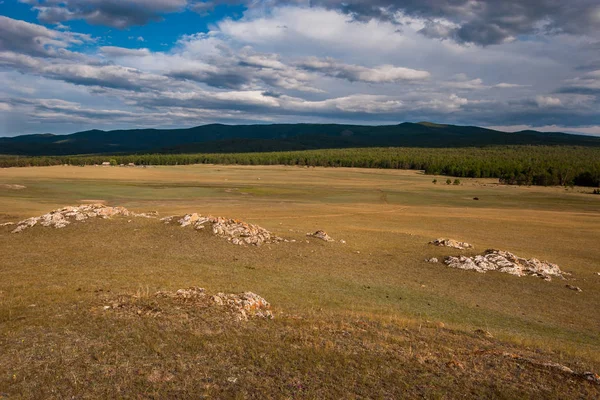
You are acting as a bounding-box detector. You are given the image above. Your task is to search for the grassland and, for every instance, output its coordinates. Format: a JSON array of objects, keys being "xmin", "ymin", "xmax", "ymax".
[{"xmin": 1, "ymin": 164, "xmax": 599, "ymax": 398}]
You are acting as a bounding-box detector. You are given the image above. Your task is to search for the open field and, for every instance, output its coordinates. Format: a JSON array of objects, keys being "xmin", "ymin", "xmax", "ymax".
[{"xmin": 1, "ymin": 164, "xmax": 600, "ymax": 398}]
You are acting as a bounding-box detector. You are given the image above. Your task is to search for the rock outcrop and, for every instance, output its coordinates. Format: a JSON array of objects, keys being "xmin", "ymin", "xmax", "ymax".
[
  {"xmin": 167, "ymin": 213, "xmax": 283, "ymax": 246},
  {"xmin": 444, "ymin": 249, "xmax": 567, "ymax": 281},
  {"xmin": 212, "ymin": 291, "xmax": 273, "ymax": 321},
  {"xmin": 307, "ymin": 230, "xmax": 334, "ymax": 242},
  {"xmin": 430, "ymin": 238, "xmax": 473, "ymax": 250},
  {"xmin": 155, "ymin": 287, "xmax": 273, "ymax": 320},
  {"xmin": 10, "ymin": 204, "xmax": 157, "ymax": 233}
]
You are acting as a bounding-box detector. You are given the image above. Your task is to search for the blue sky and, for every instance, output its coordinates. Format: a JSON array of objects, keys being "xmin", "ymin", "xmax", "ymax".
[{"xmin": 1, "ymin": 0, "xmax": 600, "ymax": 136}]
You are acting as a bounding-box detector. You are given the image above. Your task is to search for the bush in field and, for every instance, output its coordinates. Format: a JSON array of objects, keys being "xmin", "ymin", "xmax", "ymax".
[
  {"xmin": 446, "ymin": 178, "xmax": 452, "ymax": 185},
  {"xmin": 453, "ymin": 179, "xmax": 461, "ymax": 185},
  {"xmin": 432, "ymin": 179, "xmax": 437, "ymax": 184}
]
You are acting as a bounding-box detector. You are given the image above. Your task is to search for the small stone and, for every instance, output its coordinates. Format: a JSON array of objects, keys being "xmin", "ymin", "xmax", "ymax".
[
  {"xmin": 307, "ymin": 230, "xmax": 334, "ymax": 242},
  {"xmin": 474, "ymin": 329, "xmax": 493, "ymax": 338},
  {"xmin": 565, "ymin": 284, "xmax": 582, "ymax": 292},
  {"xmin": 425, "ymin": 257, "xmax": 439, "ymax": 263}
]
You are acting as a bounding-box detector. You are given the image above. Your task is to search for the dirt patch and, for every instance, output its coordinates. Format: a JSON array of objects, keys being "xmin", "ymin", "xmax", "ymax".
[{"xmin": 444, "ymin": 249, "xmax": 568, "ymax": 281}]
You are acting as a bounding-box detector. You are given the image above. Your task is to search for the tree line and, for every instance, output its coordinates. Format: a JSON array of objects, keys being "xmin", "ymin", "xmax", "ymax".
[{"xmin": 1, "ymin": 146, "xmax": 599, "ymax": 187}]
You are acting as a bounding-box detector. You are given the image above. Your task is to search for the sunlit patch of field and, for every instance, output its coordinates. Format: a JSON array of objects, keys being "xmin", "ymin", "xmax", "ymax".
[{"xmin": 1, "ymin": 165, "xmax": 599, "ymax": 398}]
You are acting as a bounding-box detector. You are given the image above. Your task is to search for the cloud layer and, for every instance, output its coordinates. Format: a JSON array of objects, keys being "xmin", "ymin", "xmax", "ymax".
[{"xmin": 1, "ymin": 2, "xmax": 599, "ymax": 136}]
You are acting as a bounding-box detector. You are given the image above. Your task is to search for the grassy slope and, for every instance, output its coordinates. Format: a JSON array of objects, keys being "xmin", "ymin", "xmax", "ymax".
[{"xmin": 0, "ymin": 165, "xmax": 599, "ymax": 398}]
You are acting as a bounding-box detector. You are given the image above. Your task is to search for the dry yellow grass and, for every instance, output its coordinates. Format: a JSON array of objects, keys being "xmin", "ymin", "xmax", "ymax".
[{"xmin": 1, "ymin": 165, "xmax": 599, "ymax": 398}]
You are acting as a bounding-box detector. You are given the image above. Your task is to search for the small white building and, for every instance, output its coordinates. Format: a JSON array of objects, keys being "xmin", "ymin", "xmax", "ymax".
[{"xmin": 101, "ymin": 161, "xmax": 111, "ymax": 166}]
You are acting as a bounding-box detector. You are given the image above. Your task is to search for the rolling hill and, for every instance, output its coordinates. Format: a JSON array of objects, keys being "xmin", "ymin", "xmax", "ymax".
[{"xmin": 1, "ymin": 122, "xmax": 600, "ymax": 156}]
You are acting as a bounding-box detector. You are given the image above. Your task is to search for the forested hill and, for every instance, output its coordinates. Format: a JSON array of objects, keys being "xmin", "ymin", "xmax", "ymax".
[{"xmin": 2, "ymin": 122, "xmax": 600, "ymax": 156}]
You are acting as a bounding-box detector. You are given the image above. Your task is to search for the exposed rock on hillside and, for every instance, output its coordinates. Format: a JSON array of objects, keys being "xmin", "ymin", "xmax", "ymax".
[
  {"xmin": 212, "ymin": 291, "xmax": 273, "ymax": 321},
  {"xmin": 145, "ymin": 287, "xmax": 272, "ymax": 321},
  {"xmin": 444, "ymin": 249, "xmax": 567, "ymax": 281},
  {"xmin": 430, "ymin": 238, "xmax": 473, "ymax": 250},
  {"xmin": 10, "ymin": 204, "xmax": 158, "ymax": 233},
  {"xmin": 307, "ymin": 230, "xmax": 334, "ymax": 242},
  {"xmin": 167, "ymin": 213, "xmax": 283, "ymax": 246}
]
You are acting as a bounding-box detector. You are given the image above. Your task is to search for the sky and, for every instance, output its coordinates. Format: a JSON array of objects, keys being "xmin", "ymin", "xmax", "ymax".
[{"xmin": 0, "ymin": 0, "xmax": 600, "ymax": 137}]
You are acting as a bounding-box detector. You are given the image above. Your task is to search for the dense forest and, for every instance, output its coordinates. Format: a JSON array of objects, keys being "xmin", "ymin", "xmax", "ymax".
[{"xmin": 2, "ymin": 146, "xmax": 599, "ymax": 188}]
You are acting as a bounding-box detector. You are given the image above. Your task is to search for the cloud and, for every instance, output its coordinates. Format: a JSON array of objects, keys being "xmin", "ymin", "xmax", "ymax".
[
  {"xmin": 296, "ymin": 57, "xmax": 430, "ymax": 83},
  {"xmin": 21, "ymin": 0, "xmax": 188, "ymax": 28},
  {"xmin": 100, "ymin": 46, "xmax": 152, "ymax": 57},
  {"xmin": 535, "ymin": 95, "xmax": 562, "ymax": 108},
  {"xmin": 493, "ymin": 83, "xmax": 529, "ymax": 89},
  {"xmin": 0, "ymin": 15, "xmax": 91, "ymax": 58},
  {"xmin": 1, "ymin": 8, "xmax": 599, "ymax": 135},
  {"xmin": 557, "ymin": 70, "xmax": 600, "ymax": 95},
  {"xmin": 196, "ymin": 0, "xmax": 600, "ymax": 46}
]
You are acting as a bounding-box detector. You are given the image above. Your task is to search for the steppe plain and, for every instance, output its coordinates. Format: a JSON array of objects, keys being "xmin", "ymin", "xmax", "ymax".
[{"xmin": 1, "ymin": 164, "xmax": 599, "ymax": 398}]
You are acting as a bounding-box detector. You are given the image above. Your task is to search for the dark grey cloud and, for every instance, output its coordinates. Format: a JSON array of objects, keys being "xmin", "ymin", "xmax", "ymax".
[
  {"xmin": 169, "ymin": 68, "xmax": 252, "ymax": 89},
  {"xmin": 556, "ymin": 71, "xmax": 600, "ymax": 95},
  {"xmin": 0, "ymin": 15, "xmax": 91, "ymax": 58},
  {"xmin": 20, "ymin": 0, "xmax": 187, "ymax": 28}
]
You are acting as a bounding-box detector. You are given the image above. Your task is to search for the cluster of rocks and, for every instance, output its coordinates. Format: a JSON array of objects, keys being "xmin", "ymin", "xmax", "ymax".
[
  {"xmin": 163, "ymin": 213, "xmax": 284, "ymax": 246},
  {"xmin": 212, "ymin": 291, "xmax": 274, "ymax": 321},
  {"xmin": 9, "ymin": 204, "xmax": 158, "ymax": 233},
  {"xmin": 155, "ymin": 287, "xmax": 273, "ymax": 320},
  {"xmin": 444, "ymin": 249, "xmax": 567, "ymax": 281},
  {"xmin": 307, "ymin": 230, "xmax": 334, "ymax": 242},
  {"xmin": 429, "ymin": 238, "xmax": 473, "ymax": 250}
]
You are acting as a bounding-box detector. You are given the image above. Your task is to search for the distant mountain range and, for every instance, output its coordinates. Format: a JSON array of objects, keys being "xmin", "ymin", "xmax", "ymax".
[{"xmin": 2, "ymin": 122, "xmax": 600, "ymax": 156}]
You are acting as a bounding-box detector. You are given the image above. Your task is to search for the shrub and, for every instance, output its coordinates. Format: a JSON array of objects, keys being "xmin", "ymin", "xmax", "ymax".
[
  {"xmin": 446, "ymin": 178, "xmax": 452, "ymax": 185},
  {"xmin": 453, "ymin": 179, "xmax": 461, "ymax": 185},
  {"xmin": 432, "ymin": 179, "xmax": 437, "ymax": 184},
  {"xmin": 109, "ymin": 159, "xmax": 118, "ymax": 166}
]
